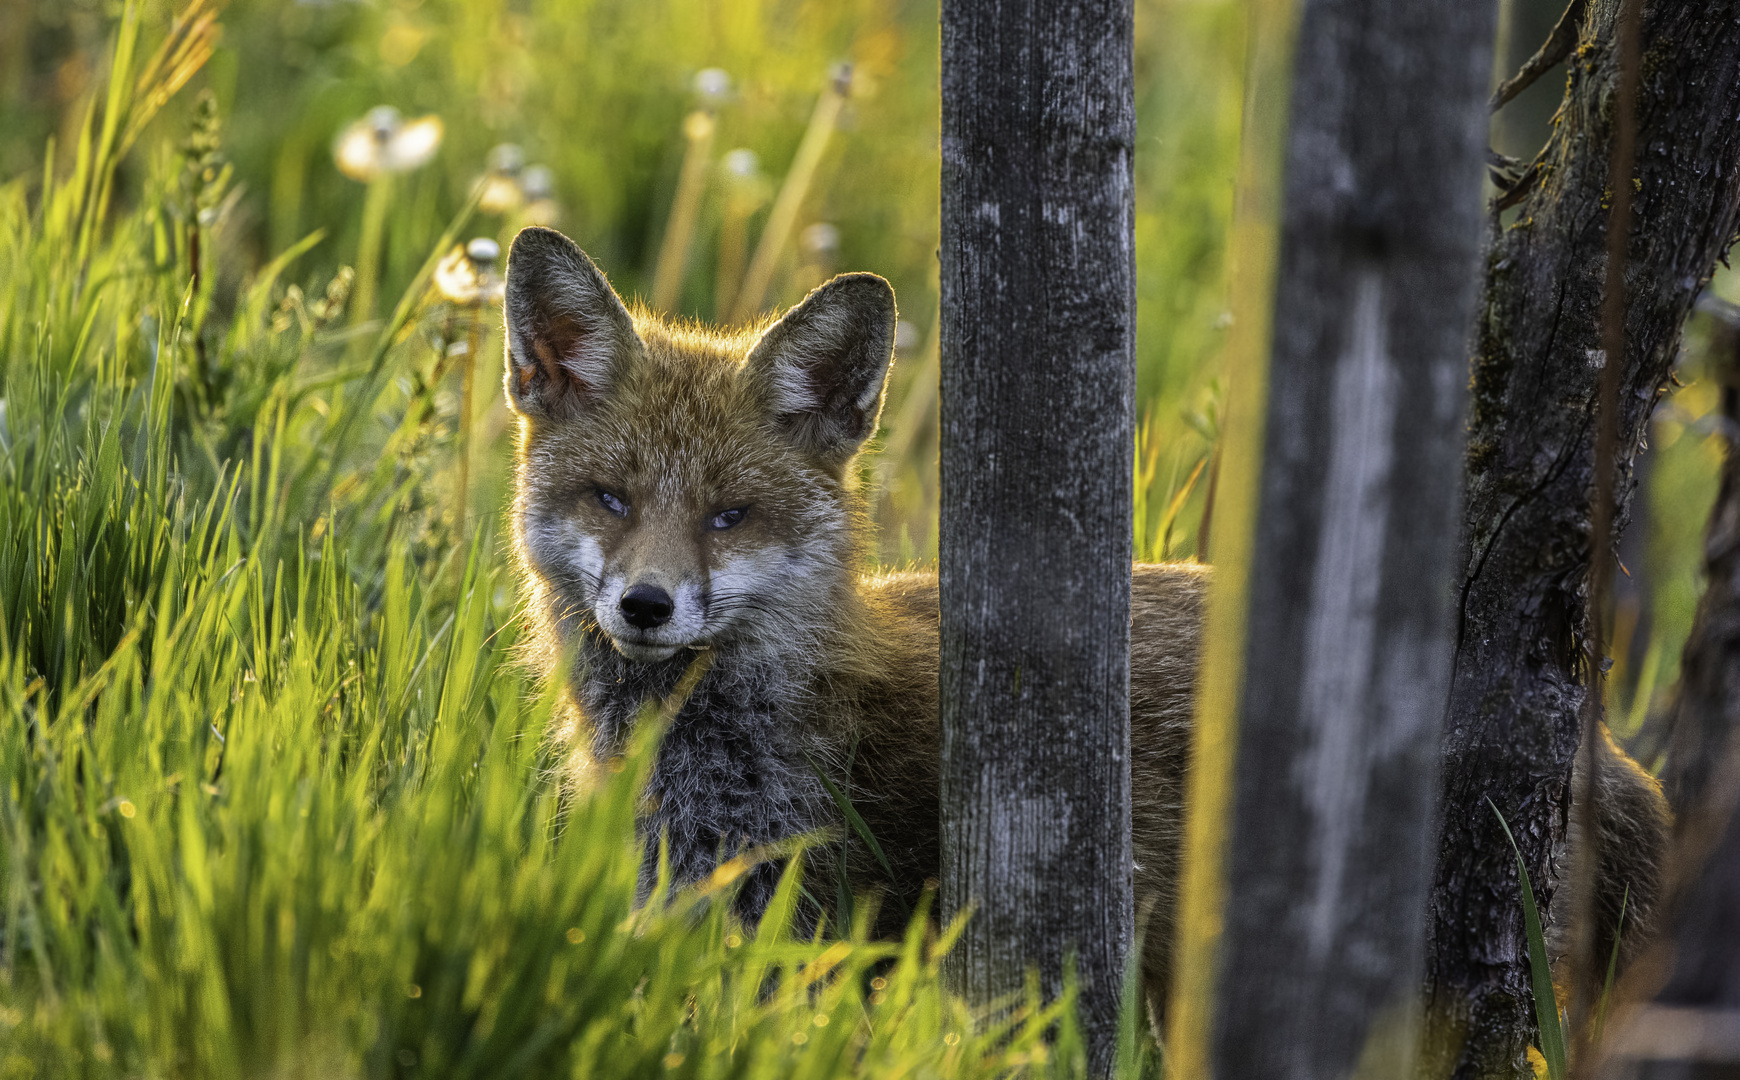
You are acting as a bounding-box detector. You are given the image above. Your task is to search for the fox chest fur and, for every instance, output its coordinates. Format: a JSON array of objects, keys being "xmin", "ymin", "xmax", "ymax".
[{"xmin": 502, "ymin": 226, "xmax": 1666, "ymax": 1018}]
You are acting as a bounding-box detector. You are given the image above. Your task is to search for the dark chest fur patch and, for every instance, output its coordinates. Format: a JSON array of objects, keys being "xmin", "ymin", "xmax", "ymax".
[{"xmin": 577, "ymin": 631, "xmax": 832, "ymax": 917}]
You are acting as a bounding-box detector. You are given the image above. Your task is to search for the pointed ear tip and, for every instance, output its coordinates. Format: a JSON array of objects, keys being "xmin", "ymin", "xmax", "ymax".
[
  {"xmin": 507, "ymin": 225, "xmax": 586, "ymax": 268},
  {"xmin": 825, "ymin": 271, "xmax": 895, "ymax": 301},
  {"xmin": 509, "ymin": 224, "xmax": 562, "ymax": 250},
  {"xmin": 820, "ymin": 273, "xmax": 897, "ymax": 332}
]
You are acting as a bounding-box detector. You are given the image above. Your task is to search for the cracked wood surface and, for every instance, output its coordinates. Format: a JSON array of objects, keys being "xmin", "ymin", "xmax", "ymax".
[{"xmin": 1428, "ymin": 2, "xmax": 1740, "ymax": 1076}]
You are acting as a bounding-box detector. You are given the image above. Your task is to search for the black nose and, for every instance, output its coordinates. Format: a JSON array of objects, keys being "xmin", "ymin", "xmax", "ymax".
[{"xmin": 619, "ymin": 583, "xmax": 674, "ymax": 630}]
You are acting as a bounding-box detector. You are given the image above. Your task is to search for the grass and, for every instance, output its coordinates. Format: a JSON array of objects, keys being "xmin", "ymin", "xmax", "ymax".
[
  {"xmin": 1488, "ymin": 801, "xmax": 1631, "ymax": 1080},
  {"xmin": 1489, "ymin": 800, "xmax": 1569, "ymax": 1080},
  {"xmin": 0, "ymin": 11, "xmax": 1128, "ymax": 1076}
]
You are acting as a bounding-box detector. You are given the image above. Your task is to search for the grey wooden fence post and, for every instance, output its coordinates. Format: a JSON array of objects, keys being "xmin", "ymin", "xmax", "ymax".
[
  {"xmin": 1200, "ymin": 1, "xmax": 1496, "ymax": 1076},
  {"xmin": 938, "ymin": 0, "xmax": 1136, "ymax": 1071}
]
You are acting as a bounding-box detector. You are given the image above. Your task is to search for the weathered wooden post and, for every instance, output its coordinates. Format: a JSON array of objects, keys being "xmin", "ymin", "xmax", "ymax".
[
  {"xmin": 1166, "ymin": 0, "xmax": 1497, "ymax": 1076},
  {"xmin": 938, "ymin": 0, "xmax": 1136, "ymax": 1070}
]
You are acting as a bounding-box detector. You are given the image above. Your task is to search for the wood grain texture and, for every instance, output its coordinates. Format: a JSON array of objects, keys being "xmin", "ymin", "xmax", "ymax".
[
  {"xmin": 1207, "ymin": 0, "xmax": 1496, "ymax": 1077},
  {"xmin": 937, "ymin": 0, "xmax": 1136, "ymax": 1069},
  {"xmin": 1429, "ymin": 2, "xmax": 1740, "ymax": 1076}
]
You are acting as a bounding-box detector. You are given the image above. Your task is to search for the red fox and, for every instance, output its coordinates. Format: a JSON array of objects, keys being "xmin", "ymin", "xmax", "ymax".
[{"xmin": 501, "ymin": 225, "xmax": 1666, "ymax": 1018}]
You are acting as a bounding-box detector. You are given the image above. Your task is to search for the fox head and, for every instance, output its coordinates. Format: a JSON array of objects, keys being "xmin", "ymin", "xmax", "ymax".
[{"xmin": 503, "ymin": 226, "xmax": 896, "ymax": 664}]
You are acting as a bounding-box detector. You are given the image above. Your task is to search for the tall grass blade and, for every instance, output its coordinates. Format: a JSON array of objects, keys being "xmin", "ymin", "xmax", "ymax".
[
  {"xmin": 804, "ymin": 749, "xmax": 910, "ymax": 920},
  {"xmin": 1594, "ymin": 885, "xmax": 1629, "ymax": 1043},
  {"xmin": 1489, "ymin": 798, "xmax": 1568, "ymax": 1080}
]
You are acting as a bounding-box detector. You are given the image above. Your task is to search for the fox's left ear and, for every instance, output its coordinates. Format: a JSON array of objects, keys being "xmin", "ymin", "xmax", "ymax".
[{"xmin": 745, "ymin": 273, "xmax": 896, "ymax": 466}]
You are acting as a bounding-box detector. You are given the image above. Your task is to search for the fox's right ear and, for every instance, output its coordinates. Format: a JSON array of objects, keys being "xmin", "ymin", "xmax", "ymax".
[{"xmin": 502, "ymin": 227, "xmax": 642, "ymax": 422}]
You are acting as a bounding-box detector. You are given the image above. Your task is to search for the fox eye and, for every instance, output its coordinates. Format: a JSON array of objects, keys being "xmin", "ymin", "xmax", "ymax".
[
  {"xmin": 596, "ymin": 489, "xmax": 629, "ymax": 517},
  {"xmin": 708, "ymin": 507, "xmax": 748, "ymax": 531}
]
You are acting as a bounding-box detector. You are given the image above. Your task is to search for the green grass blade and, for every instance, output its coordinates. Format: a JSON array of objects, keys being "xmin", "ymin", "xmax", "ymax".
[
  {"xmin": 1489, "ymin": 797, "xmax": 1568, "ymax": 1080},
  {"xmin": 804, "ymin": 750, "xmax": 910, "ymax": 920},
  {"xmin": 1595, "ymin": 884, "xmax": 1629, "ymax": 1043},
  {"xmin": 1117, "ymin": 909, "xmax": 1160, "ymax": 1080}
]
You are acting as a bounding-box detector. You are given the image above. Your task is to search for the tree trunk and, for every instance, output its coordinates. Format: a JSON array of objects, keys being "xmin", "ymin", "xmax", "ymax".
[
  {"xmin": 937, "ymin": 0, "xmax": 1136, "ymax": 1071},
  {"xmin": 1427, "ymin": 3, "xmax": 1740, "ymax": 1076},
  {"xmin": 1188, "ymin": 0, "xmax": 1496, "ymax": 1076}
]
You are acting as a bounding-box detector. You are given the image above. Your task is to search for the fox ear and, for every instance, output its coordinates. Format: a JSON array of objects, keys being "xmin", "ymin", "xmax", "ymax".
[
  {"xmin": 503, "ymin": 227, "xmax": 642, "ymax": 421},
  {"xmin": 745, "ymin": 273, "xmax": 896, "ymax": 465}
]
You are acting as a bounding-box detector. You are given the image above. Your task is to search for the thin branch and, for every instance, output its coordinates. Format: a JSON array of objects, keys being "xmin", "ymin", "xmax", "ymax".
[
  {"xmin": 1491, "ymin": 0, "xmax": 1589, "ymax": 113},
  {"xmin": 1495, "ymin": 160, "xmax": 1545, "ymax": 212},
  {"xmin": 1488, "ymin": 147, "xmax": 1524, "ymax": 174},
  {"xmin": 1570, "ymin": 0, "xmax": 1643, "ymax": 1071}
]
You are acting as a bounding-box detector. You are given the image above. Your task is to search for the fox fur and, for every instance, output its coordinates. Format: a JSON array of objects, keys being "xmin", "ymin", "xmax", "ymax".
[{"xmin": 501, "ymin": 225, "xmax": 1667, "ymax": 1018}]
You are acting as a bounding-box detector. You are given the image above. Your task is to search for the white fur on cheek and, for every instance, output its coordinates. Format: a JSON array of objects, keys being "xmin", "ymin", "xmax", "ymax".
[
  {"xmin": 704, "ymin": 547, "xmax": 832, "ymax": 648},
  {"xmin": 594, "ymin": 573, "xmax": 627, "ymax": 635},
  {"xmin": 524, "ymin": 514, "xmax": 606, "ymax": 595},
  {"xmin": 571, "ymin": 534, "xmax": 604, "ymax": 583},
  {"xmin": 708, "ymin": 551, "xmax": 784, "ymax": 606},
  {"xmin": 671, "ymin": 580, "xmax": 706, "ymax": 640}
]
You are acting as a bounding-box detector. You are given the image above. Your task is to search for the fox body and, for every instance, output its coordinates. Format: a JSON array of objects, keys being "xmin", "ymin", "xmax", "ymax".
[{"xmin": 502, "ymin": 226, "xmax": 1666, "ymax": 1016}]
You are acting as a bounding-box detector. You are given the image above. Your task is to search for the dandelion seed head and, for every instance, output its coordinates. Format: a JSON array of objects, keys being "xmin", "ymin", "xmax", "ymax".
[
  {"xmin": 487, "ymin": 143, "xmax": 525, "ymax": 176},
  {"xmin": 333, "ymin": 106, "xmax": 443, "ymax": 180},
  {"xmin": 800, "ymin": 222, "xmax": 839, "ymax": 257},
  {"xmin": 466, "ymin": 237, "xmax": 501, "ymax": 266},
  {"xmin": 723, "ymin": 149, "xmax": 759, "ymax": 179},
  {"xmin": 693, "ymin": 67, "xmax": 732, "ymax": 107},
  {"xmin": 520, "ymin": 165, "xmax": 556, "ymax": 201}
]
